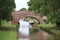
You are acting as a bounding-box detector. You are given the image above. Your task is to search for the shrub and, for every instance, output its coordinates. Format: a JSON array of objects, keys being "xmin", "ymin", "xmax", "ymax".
[{"xmin": 30, "ymin": 28, "xmax": 39, "ymax": 33}]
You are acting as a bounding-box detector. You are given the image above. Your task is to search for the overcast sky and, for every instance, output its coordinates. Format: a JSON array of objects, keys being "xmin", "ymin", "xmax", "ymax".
[{"xmin": 15, "ymin": 0, "xmax": 30, "ymax": 11}]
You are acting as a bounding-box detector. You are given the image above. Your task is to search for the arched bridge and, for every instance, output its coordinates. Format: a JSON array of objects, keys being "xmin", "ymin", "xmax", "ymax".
[{"xmin": 12, "ymin": 11, "xmax": 44, "ymax": 24}]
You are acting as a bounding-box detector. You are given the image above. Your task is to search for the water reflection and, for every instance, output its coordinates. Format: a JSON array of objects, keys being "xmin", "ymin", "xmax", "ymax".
[
  {"xmin": 18, "ymin": 18, "xmax": 33, "ymax": 40},
  {"xmin": 18, "ymin": 18, "xmax": 54, "ymax": 40}
]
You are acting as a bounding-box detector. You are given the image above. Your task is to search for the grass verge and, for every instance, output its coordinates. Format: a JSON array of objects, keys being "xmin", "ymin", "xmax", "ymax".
[
  {"xmin": 38, "ymin": 24, "xmax": 60, "ymax": 40},
  {"xmin": 0, "ymin": 31, "xmax": 17, "ymax": 40}
]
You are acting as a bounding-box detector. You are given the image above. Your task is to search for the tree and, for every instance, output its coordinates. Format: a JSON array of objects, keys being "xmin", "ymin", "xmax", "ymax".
[
  {"xmin": 28, "ymin": 0, "xmax": 60, "ymax": 26},
  {"xmin": 20, "ymin": 8, "xmax": 27, "ymax": 11},
  {"xmin": 0, "ymin": 0, "xmax": 15, "ymax": 26}
]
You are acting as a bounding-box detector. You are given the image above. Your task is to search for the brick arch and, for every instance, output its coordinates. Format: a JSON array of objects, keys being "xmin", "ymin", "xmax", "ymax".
[
  {"xmin": 12, "ymin": 11, "xmax": 44, "ymax": 24},
  {"xmin": 25, "ymin": 15, "xmax": 41, "ymax": 24}
]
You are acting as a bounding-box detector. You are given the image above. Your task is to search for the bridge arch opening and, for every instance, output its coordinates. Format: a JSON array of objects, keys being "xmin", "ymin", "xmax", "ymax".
[
  {"xmin": 12, "ymin": 11, "xmax": 44, "ymax": 24},
  {"xmin": 24, "ymin": 16, "xmax": 40, "ymax": 24}
]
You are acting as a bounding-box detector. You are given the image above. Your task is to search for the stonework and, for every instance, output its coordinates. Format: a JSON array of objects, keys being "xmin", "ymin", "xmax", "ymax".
[{"xmin": 12, "ymin": 11, "xmax": 44, "ymax": 24}]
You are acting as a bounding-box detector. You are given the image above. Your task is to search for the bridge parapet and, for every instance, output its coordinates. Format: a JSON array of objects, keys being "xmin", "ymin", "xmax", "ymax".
[{"xmin": 12, "ymin": 11, "xmax": 44, "ymax": 24}]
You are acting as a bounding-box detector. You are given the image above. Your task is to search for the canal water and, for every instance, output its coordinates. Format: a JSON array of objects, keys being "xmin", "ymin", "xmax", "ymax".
[{"xmin": 18, "ymin": 19, "xmax": 55, "ymax": 40}]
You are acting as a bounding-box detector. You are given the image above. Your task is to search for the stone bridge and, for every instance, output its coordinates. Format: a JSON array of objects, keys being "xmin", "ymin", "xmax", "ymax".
[{"xmin": 12, "ymin": 11, "xmax": 45, "ymax": 24}]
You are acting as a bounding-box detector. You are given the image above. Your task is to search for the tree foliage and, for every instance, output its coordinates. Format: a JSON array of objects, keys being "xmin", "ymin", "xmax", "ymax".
[
  {"xmin": 0, "ymin": 0, "xmax": 15, "ymax": 21},
  {"xmin": 28, "ymin": 0, "xmax": 60, "ymax": 25},
  {"xmin": 20, "ymin": 8, "xmax": 27, "ymax": 11}
]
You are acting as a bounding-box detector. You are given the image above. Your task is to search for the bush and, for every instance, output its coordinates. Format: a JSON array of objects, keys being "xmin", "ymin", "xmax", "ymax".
[
  {"xmin": 56, "ymin": 13, "xmax": 60, "ymax": 27},
  {"xmin": 0, "ymin": 27, "xmax": 17, "ymax": 31},
  {"xmin": 30, "ymin": 28, "xmax": 39, "ymax": 33},
  {"xmin": 56, "ymin": 21, "xmax": 60, "ymax": 27},
  {"xmin": 39, "ymin": 26, "xmax": 60, "ymax": 40}
]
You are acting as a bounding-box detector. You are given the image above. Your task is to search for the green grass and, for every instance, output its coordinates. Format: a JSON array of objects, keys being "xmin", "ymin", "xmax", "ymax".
[
  {"xmin": 38, "ymin": 24, "xmax": 60, "ymax": 34},
  {"xmin": 38, "ymin": 24, "xmax": 60, "ymax": 40},
  {"xmin": 52, "ymin": 30, "xmax": 60, "ymax": 35},
  {"xmin": 0, "ymin": 20, "xmax": 17, "ymax": 40},
  {"xmin": 0, "ymin": 31, "xmax": 17, "ymax": 40},
  {"xmin": 1, "ymin": 20, "xmax": 16, "ymax": 27},
  {"xmin": 38, "ymin": 24, "xmax": 56, "ymax": 27},
  {"xmin": 0, "ymin": 20, "xmax": 17, "ymax": 31}
]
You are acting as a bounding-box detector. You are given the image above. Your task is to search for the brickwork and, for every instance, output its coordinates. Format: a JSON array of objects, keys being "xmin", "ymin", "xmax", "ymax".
[{"xmin": 12, "ymin": 11, "xmax": 44, "ymax": 24}]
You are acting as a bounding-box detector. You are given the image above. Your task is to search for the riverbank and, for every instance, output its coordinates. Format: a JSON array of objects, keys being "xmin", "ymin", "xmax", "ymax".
[
  {"xmin": 30, "ymin": 29, "xmax": 55, "ymax": 40},
  {"xmin": 38, "ymin": 24, "xmax": 60, "ymax": 40}
]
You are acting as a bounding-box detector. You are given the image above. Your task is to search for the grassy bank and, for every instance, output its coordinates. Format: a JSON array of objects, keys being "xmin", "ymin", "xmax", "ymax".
[
  {"xmin": 0, "ymin": 20, "xmax": 17, "ymax": 40},
  {"xmin": 0, "ymin": 31, "xmax": 17, "ymax": 40},
  {"xmin": 38, "ymin": 24, "xmax": 60, "ymax": 40}
]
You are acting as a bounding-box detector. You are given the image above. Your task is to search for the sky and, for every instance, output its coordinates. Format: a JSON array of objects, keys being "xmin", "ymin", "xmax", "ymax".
[{"xmin": 15, "ymin": 0, "xmax": 30, "ymax": 11}]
